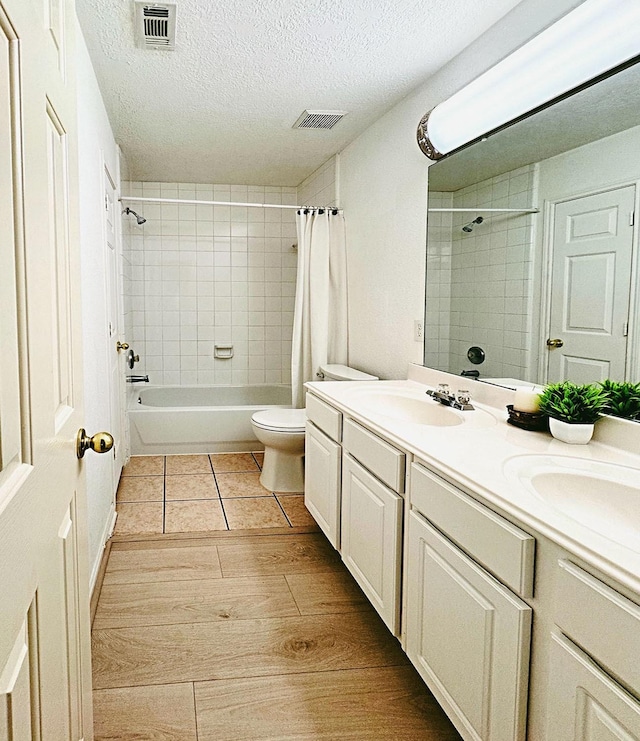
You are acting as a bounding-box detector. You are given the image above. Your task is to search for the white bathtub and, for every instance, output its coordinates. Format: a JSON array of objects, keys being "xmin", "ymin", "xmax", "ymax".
[{"xmin": 129, "ymin": 384, "xmax": 292, "ymax": 455}]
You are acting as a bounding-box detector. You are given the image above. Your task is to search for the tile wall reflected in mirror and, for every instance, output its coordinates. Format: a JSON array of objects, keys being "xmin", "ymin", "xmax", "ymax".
[{"xmin": 424, "ymin": 60, "xmax": 640, "ymax": 392}]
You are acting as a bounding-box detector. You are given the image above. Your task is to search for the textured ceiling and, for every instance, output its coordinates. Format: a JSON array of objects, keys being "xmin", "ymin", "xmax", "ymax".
[{"xmin": 77, "ymin": 0, "xmax": 524, "ymax": 185}]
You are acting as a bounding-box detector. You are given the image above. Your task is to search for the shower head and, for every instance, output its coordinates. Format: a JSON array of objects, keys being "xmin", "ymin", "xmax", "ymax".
[
  {"xmin": 462, "ymin": 216, "xmax": 483, "ymax": 233},
  {"xmin": 123, "ymin": 207, "xmax": 146, "ymax": 225}
]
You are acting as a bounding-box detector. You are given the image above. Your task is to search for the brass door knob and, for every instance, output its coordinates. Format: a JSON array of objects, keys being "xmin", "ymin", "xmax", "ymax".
[
  {"xmin": 546, "ymin": 338, "xmax": 564, "ymax": 348},
  {"xmin": 116, "ymin": 341, "xmax": 130, "ymax": 352},
  {"xmin": 76, "ymin": 429, "xmax": 114, "ymax": 459}
]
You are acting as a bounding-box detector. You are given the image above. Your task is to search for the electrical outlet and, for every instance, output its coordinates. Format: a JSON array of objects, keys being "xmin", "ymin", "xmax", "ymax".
[{"xmin": 414, "ymin": 319, "xmax": 424, "ymax": 342}]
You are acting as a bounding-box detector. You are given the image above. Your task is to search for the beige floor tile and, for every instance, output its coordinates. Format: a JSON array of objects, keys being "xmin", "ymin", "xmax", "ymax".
[
  {"xmin": 165, "ymin": 474, "xmax": 219, "ymax": 501},
  {"xmin": 116, "ymin": 476, "xmax": 164, "ymax": 503},
  {"xmin": 164, "ymin": 500, "xmax": 228, "ymax": 533},
  {"xmin": 210, "ymin": 453, "xmax": 260, "ymax": 473},
  {"xmin": 165, "ymin": 454, "xmax": 212, "ymax": 475},
  {"xmin": 286, "ymin": 571, "xmax": 369, "ymax": 615},
  {"xmin": 91, "ymin": 611, "xmax": 406, "ymax": 689},
  {"xmin": 223, "ymin": 497, "xmax": 289, "ymax": 529},
  {"xmin": 114, "ymin": 503, "xmax": 163, "ymax": 535},
  {"xmin": 216, "ymin": 472, "xmax": 270, "ymax": 498},
  {"xmin": 276, "ymin": 494, "xmax": 316, "ymax": 526},
  {"xmin": 121, "ymin": 455, "xmax": 164, "ymax": 477},
  {"xmin": 194, "ymin": 666, "xmax": 460, "ymax": 741},
  {"xmin": 252, "ymin": 452, "xmax": 264, "ymax": 468},
  {"xmin": 104, "ymin": 544, "xmax": 222, "ymax": 585},
  {"xmin": 93, "ymin": 575, "xmax": 299, "ymax": 629},
  {"xmin": 93, "ymin": 682, "xmax": 197, "ymax": 741}
]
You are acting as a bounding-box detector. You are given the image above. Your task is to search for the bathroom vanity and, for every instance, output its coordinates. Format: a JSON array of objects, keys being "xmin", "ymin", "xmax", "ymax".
[{"xmin": 304, "ymin": 365, "xmax": 640, "ymax": 741}]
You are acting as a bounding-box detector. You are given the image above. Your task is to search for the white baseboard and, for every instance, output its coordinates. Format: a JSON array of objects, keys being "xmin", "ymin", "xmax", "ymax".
[{"xmin": 89, "ymin": 505, "xmax": 117, "ymax": 595}]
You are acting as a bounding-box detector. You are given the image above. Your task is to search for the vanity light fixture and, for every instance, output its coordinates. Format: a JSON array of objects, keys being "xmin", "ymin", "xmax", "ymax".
[{"xmin": 417, "ymin": 0, "xmax": 640, "ymax": 159}]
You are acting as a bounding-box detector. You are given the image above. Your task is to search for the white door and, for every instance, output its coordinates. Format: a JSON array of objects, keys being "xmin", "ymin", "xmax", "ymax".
[
  {"xmin": 0, "ymin": 0, "xmax": 93, "ymax": 738},
  {"xmin": 104, "ymin": 167, "xmax": 125, "ymax": 482},
  {"xmin": 547, "ymin": 187, "xmax": 635, "ymax": 383}
]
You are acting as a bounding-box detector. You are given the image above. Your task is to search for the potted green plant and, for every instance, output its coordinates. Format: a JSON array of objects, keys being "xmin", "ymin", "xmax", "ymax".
[
  {"xmin": 599, "ymin": 380, "xmax": 640, "ymax": 421},
  {"xmin": 538, "ymin": 381, "xmax": 608, "ymax": 444}
]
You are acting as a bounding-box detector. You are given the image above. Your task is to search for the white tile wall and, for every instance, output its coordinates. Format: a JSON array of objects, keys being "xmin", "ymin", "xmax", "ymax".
[
  {"xmin": 425, "ymin": 192, "xmax": 452, "ymax": 369},
  {"xmin": 426, "ymin": 165, "xmax": 537, "ymax": 380},
  {"xmin": 122, "ymin": 181, "xmax": 298, "ymax": 386}
]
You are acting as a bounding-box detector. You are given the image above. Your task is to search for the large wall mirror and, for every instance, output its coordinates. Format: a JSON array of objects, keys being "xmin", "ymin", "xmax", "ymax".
[{"xmin": 424, "ymin": 59, "xmax": 640, "ymax": 391}]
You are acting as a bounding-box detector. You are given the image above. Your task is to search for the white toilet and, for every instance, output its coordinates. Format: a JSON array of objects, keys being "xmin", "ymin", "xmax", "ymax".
[{"xmin": 250, "ymin": 364, "xmax": 378, "ymax": 492}]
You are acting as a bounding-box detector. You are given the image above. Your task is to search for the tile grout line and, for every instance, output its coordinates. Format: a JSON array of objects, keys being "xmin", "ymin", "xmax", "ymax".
[
  {"xmin": 273, "ymin": 493, "xmax": 294, "ymax": 528},
  {"xmin": 209, "ymin": 455, "xmax": 231, "ymax": 531}
]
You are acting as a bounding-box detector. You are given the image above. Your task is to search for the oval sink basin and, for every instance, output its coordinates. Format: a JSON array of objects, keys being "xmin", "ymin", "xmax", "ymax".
[
  {"xmin": 346, "ymin": 388, "xmax": 497, "ymax": 428},
  {"xmin": 503, "ymin": 455, "xmax": 640, "ymax": 550}
]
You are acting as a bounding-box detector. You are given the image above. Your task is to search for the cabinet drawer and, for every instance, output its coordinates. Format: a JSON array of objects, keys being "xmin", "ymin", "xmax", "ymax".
[
  {"xmin": 556, "ymin": 560, "xmax": 640, "ymax": 693},
  {"xmin": 342, "ymin": 418, "xmax": 405, "ymax": 493},
  {"xmin": 306, "ymin": 392, "xmax": 342, "ymax": 442},
  {"xmin": 411, "ymin": 462, "xmax": 535, "ymax": 598}
]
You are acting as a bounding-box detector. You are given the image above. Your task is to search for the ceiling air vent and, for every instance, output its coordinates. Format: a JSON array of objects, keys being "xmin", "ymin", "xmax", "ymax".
[
  {"xmin": 134, "ymin": 1, "xmax": 177, "ymax": 50},
  {"xmin": 293, "ymin": 110, "xmax": 347, "ymax": 130}
]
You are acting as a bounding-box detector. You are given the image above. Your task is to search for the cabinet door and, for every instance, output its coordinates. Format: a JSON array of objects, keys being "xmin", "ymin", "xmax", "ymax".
[
  {"xmin": 405, "ymin": 511, "xmax": 531, "ymax": 741},
  {"xmin": 547, "ymin": 633, "xmax": 640, "ymax": 740},
  {"xmin": 341, "ymin": 454, "xmax": 403, "ymax": 634},
  {"xmin": 304, "ymin": 421, "xmax": 342, "ymax": 548}
]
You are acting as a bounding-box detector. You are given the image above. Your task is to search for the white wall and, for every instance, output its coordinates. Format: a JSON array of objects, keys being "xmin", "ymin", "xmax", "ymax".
[
  {"xmin": 76, "ymin": 25, "xmax": 122, "ymax": 588},
  {"xmin": 298, "ymin": 156, "xmax": 339, "ymax": 207},
  {"xmin": 339, "ymin": 0, "xmax": 582, "ymax": 379}
]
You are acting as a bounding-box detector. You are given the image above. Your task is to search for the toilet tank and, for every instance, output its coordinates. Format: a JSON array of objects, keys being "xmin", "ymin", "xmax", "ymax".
[{"xmin": 319, "ymin": 364, "xmax": 378, "ymax": 381}]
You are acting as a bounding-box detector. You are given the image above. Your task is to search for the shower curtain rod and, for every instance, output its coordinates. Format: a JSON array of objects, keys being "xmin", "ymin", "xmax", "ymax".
[
  {"xmin": 428, "ymin": 207, "xmax": 539, "ymax": 213},
  {"xmin": 119, "ymin": 196, "xmax": 342, "ymax": 211}
]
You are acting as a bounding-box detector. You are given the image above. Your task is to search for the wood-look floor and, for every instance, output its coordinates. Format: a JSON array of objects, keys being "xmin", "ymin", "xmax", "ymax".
[{"xmin": 92, "ymin": 531, "xmax": 462, "ymax": 740}]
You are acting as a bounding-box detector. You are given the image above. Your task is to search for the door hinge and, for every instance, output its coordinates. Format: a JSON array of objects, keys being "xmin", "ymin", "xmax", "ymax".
[
  {"xmin": 630, "ymin": 211, "xmax": 635, "ymax": 227},
  {"xmin": 105, "ymin": 194, "xmax": 109, "ymax": 211},
  {"xmin": 623, "ymin": 321, "xmax": 629, "ymax": 337}
]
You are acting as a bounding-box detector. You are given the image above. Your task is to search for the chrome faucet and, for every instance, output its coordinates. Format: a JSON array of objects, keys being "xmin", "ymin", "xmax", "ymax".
[
  {"xmin": 426, "ymin": 384, "xmax": 474, "ymax": 411},
  {"xmin": 126, "ymin": 375, "xmax": 149, "ymax": 383}
]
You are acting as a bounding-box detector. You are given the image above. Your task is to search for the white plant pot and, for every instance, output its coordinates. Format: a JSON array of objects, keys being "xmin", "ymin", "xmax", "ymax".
[{"xmin": 548, "ymin": 417, "xmax": 594, "ymax": 445}]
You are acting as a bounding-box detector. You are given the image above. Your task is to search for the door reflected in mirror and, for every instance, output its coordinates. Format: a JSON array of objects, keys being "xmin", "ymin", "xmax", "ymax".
[{"xmin": 424, "ymin": 59, "xmax": 640, "ymax": 392}]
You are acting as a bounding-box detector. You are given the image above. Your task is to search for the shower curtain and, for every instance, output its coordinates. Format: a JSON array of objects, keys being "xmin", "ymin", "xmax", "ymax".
[{"xmin": 291, "ymin": 209, "xmax": 348, "ymax": 408}]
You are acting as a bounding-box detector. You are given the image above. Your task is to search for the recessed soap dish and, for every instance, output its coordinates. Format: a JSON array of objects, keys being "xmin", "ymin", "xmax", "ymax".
[{"xmin": 214, "ymin": 345, "xmax": 234, "ymax": 359}]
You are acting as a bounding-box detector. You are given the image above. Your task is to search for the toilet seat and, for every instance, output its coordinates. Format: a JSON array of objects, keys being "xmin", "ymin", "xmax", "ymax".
[{"xmin": 251, "ymin": 408, "xmax": 306, "ymax": 433}]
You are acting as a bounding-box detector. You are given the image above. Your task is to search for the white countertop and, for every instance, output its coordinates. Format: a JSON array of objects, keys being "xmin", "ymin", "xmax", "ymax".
[{"xmin": 305, "ymin": 368, "xmax": 640, "ymax": 596}]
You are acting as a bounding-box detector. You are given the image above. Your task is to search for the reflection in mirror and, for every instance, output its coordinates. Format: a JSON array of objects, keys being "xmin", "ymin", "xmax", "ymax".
[{"xmin": 424, "ymin": 60, "xmax": 640, "ymax": 391}]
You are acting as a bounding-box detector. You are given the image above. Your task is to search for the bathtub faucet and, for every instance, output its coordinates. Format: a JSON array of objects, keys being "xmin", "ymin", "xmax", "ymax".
[{"xmin": 126, "ymin": 375, "xmax": 149, "ymax": 383}]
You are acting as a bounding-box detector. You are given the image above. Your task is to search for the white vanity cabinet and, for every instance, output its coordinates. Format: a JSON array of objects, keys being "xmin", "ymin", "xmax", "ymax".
[
  {"xmin": 340, "ymin": 418, "xmax": 406, "ymax": 635},
  {"xmin": 545, "ymin": 560, "xmax": 640, "ymax": 739},
  {"xmin": 304, "ymin": 393, "xmax": 343, "ymax": 548},
  {"xmin": 406, "ymin": 462, "xmax": 533, "ymax": 741},
  {"xmin": 341, "ymin": 453, "xmax": 403, "ymax": 634}
]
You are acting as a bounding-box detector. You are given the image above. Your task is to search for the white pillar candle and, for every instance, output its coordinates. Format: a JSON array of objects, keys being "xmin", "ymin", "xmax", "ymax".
[{"xmin": 513, "ymin": 388, "xmax": 541, "ymax": 413}]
